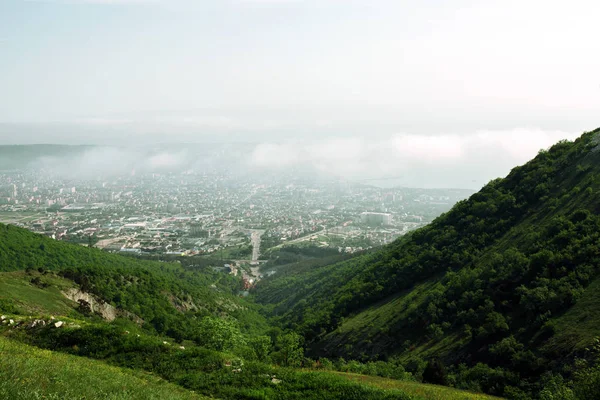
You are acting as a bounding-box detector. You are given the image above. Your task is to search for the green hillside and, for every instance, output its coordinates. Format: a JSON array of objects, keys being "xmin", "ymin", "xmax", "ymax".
[
  {"xmin": 0, "ymin": 220, "xmax": 497, "ymax": 399},
  {"xmin": 327, "ymin": 372, "xmax": 501, "ymax": 400},
  {"xmin": 0, "ymin": 222, "xmax": 268, "ymax": 337},
  {"xmin": 254, "ymin": 128, "xmax": 600, "ymax": 397},
  {"xmin": 0, "ymin": 336, "xmax": 206, "ymax": 400},
  {"xmin": 0, "ymin": 270, "xmax": 78, "ymax": 315}
]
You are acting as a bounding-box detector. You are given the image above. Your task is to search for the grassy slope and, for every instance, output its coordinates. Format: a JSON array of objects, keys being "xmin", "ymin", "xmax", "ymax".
[
  {"xmin": 318, "ymin": 279, "xmax": 469, "ymax": 362},
  {"xmin": 0, "ymin": 336, "xmax": 207, "ymax": 400},
  {"xmin": 319, "ymin": 280, "xmax": 441, "ymax": 356},
  {"xmin": 0, "ymin": 222, "xmax": 269, "ymax": 336},
  {"xmin": 0, "ymin": 314, "xmax": 505, "ymax": 400},
  {"xmin": 328, "ymin": 372, "xmax": 502, "ymax": 400},
  {"xmin": 545, "ymin": 274, "xmax": 600, "ymax": 353},
  {"xmin": 0, "ymin": 271, "xmax": 78, "ymax": 315}
]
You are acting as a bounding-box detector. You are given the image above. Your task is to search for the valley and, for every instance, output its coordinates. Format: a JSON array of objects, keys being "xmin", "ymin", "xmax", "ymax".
[{"xmin": 2, "ymin": 130, "xmax": 600, "ymax": 399}]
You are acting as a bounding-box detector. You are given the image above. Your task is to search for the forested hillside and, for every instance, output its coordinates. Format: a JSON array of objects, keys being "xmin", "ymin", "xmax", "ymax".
[
  {"xmin": 254, "ymin": 128, "xmax": 600, "ymax": 397},
  {"xmin": 0, "ymin": 223, "xmax": 266, "ymax": 338},
  {"xmin": 1, "ymin": 222, "xmax": 492, "ymax": 399}
]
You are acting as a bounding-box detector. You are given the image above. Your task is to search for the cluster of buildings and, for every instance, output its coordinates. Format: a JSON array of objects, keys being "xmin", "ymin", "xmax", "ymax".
[{"xmin": 0, "ymin": 169, "xmax": 473, "ymax": 258}]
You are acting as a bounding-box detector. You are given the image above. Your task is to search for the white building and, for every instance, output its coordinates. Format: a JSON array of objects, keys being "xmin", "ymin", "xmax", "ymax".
[{"xmin": 360, "ymin": 212, "xmax": 392, "ymax": 226}]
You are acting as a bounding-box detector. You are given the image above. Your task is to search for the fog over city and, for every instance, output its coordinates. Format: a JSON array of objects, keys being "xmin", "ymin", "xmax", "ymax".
[
  {"xmin": 3, "ymin": 3, "xmax": 600, "ymax": 397},
  {"xmin": 1, "ymin": 0, "xmax": 599, "ymax": 188}
]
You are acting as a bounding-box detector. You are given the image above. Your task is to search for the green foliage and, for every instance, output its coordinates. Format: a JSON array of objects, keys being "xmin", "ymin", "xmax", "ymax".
[
  {"xmin": 328, "ymin": 371, "xmax": 502, "ymax": 400},
  {"xmin": 248, "ymin": 335, "xmax": 273, "ymax": 362},
  {"xmin": 422, "ymin": 359, "xmax": 447, "ymax": 385},
  {"xmin": 255, "ymin": 129, "xmax": 600, "ymax": 397},
  {"xmin": 196, "ymin": 316, "xmax": 245, "ymax": 352},
  {"xmin": 273, "ymin": 332, "xmax": 304, "ymax": 367},
  {"xmin": 3, "ymin": 320, "xmax": 424, "ymax": 400},
  {"xmin": 539, "ymin": 375, "xmax": 576, "ymax": 400},
  {"xmin": 572, "ymin": 364, "xmax": 600, "ymax": 399},
  {"xmin": 0, "ymin": 271, "xmax": 77, "ymax": 315},
  {"xmin": 0, "ymin": 222, "xmax": 268, "ymax": 341},
  {"xmin": 0, "ymin": 336, "xmax": 205, "ymax": 400}
]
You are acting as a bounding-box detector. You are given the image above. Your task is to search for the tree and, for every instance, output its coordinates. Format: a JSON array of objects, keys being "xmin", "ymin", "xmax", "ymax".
[
  {"xmin": 88, "ymin": 235, "xmax": 96, "ymax": 248},
  {"xmin": 249, "ymin": 335, "xmax": 272, "ymax": 362},
  {"xmin": 275, "ymin": 332, "xmax": 304, "ymax": 367},
  {"xmin": 196, "ymin": 316, "xmax": 245, "ymax": 351}
]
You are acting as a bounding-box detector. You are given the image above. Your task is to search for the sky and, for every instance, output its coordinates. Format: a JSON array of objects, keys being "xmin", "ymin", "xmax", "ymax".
[{"xmin": 0, "ymin": 0, "xmax": 599, "ymax": 188}]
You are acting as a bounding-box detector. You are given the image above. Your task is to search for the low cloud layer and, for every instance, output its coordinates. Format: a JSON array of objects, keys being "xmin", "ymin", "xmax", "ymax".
[
  {"xmin": 28, "ymin": 145, "xmax": 245, "ymax": 180},
  {"xmin": 249, "ymin": 129, "xmax": 580, "ymax": 189},
  {"xmin": 8, "ymin": 128, "xmax": 582, "ymax": 190}
]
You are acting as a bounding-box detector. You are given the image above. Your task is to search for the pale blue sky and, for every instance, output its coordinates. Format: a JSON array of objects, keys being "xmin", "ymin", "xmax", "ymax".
[
  {"xmin": 2, "ymin": 0, "xmax": 598, "ymax": 125},
  {"xmin": 1, "ymin": 0, "xmax": 599, "ymax": 187}
]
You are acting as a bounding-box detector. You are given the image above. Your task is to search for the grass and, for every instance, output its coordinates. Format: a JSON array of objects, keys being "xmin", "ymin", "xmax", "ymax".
[
  {"xmin": 332, "ymin": 280, "xmax": 439, "ymax": 336},
  {"xmin": 0, "ymin": 271, "xmax": 77, "ymax": 315},
  {"xmin": 544, "ymin": 274, "xmax": 600, "ymax": 353},
  {"xmin": 0, "ymin": 336, "xmax": 207, "ymax": 400},
  {"xmin": 327, "ymin": 372, "xmax": 503, "ymax": 400},
  {"xmin": 322, "ymin": 280, "xmax": 453, "ymax": 358},
  {"xmin": 398, "ymin": 332, "xmax": 466, "ymax": 362},
  {"xmin": 219, "ymin": 244, "xmax": 252, "ymax": 260}
]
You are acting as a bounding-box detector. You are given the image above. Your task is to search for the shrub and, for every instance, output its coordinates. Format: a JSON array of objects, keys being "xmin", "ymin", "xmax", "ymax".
[{"xmin": 422, "ymin": 359, "xmax": 447, "ymax": 385}]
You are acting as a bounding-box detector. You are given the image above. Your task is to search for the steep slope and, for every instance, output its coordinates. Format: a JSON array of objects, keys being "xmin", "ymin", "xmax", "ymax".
[{"xmin": 254, "ymin": 128, "xmax": 600, "ymax": 394}]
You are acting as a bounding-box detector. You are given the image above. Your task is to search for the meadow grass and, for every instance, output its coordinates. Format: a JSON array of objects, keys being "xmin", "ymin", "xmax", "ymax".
[
  {"xmin": 0, "ymin": 271, "xmax": 77, "ymax": 315},
  {"xmin": 326, "ymin": 371, "xmax": 504, "ymax": 400},
  {"xmin": 544, "ymin": 274, "xmax": 600, "ymax": 353},
  {"xmin": 0, "ymin": 336, "xmax": 207, "ymax": 400}
]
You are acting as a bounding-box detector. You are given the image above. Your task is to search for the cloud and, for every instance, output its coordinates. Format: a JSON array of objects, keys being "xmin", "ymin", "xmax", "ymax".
[
  {"xmin": 13, "ymin": 127, "xmax": 581, "ymax": 188},
  {"xmin": 248, "ymin": 129, "xmax": 580, "ymax": 188},
  {"xmin": 30, "ymin": 147, "xmax": 198, "ymax": 179},
  {"xmin": 147, "ymin": 151, "xmax": 188, "ymax": 169}
]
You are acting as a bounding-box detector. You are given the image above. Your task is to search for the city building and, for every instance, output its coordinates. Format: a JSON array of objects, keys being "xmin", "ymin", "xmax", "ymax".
[{"xmin": 360, "ymin": 212, "xmax": 392, "ymax": 226}]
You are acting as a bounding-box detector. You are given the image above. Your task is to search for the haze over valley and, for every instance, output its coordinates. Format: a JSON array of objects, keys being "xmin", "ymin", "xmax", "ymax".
[{"xmin": 1, "ymin": 1, "xmax": 600, "ymax": 400}]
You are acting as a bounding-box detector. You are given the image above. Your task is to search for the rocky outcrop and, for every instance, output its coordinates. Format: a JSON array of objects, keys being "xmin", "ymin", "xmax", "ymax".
[
  {"xmin": 62, "ymin": 288, "xmax": 118, "ymax": 321},
  {"xmin": 166, "ymin": 293, "xmax": 199, "ymax": 313},
  {"xmin": 62, "ymin": 289, "xmax": 143, "ymax": 324}
]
